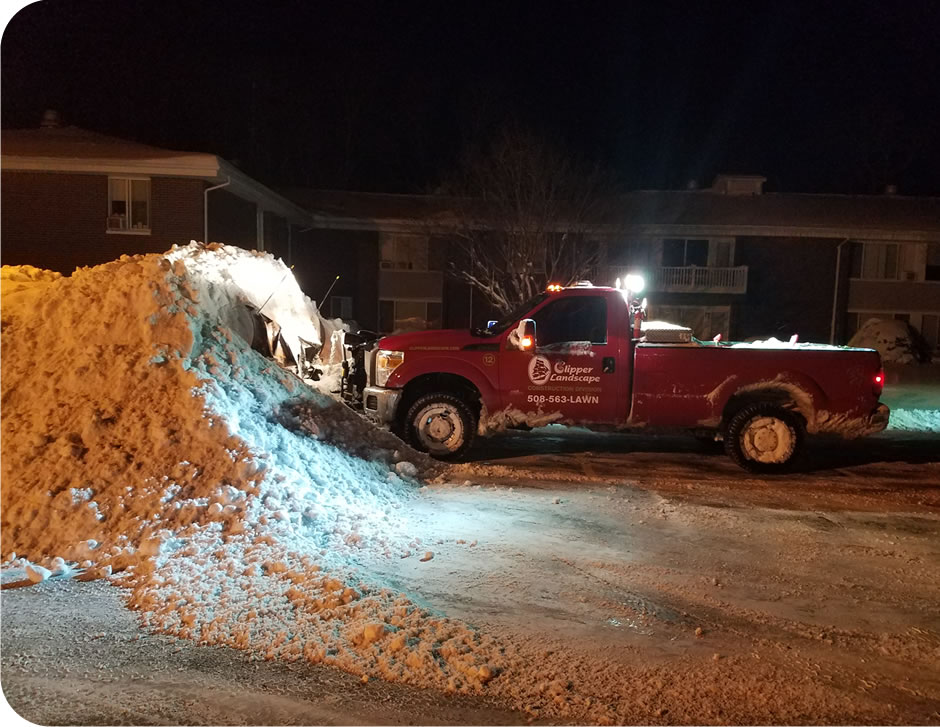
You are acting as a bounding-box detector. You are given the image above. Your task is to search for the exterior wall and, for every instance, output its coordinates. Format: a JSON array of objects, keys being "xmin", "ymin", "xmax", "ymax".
[
  {"xmin": 289, "ymin": 228, "xmax": 379, "ymax": 330},
  {"xmin": 734, "ymin": 236, "xmax": 838, "ymax": 343},
  {"xmin": 847, "ymin": 280, "xmax": 940, "ymax": 312},
  {"xmin": 1, "ymin": 170, "xmax": 203, "ymax": 273},
  {"xmin": 206, "ymin": 188, "xmax": 257, "ymax": 249}
]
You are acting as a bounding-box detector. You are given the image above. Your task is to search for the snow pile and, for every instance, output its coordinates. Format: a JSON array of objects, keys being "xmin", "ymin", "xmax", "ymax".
[
  {"xmin": 848, "ymin": 317, "xmax": 930, "ymax": 364},
  {"xmin": 0, "ymin": 244, "xmax": 502, "ymax": 694},
  {"xmin": 886, "ymin": 409, "xmax": 940, "ymax": 433},
  {"xmin": 731, "ymin": 337, "xmax": 843, "ymax": 350}
]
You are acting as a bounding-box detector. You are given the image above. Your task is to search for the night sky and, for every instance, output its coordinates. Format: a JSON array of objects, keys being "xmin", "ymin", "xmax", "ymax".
[{"xmin": 3, "ymin": 0, "xmax": 939, "ymax": 195}]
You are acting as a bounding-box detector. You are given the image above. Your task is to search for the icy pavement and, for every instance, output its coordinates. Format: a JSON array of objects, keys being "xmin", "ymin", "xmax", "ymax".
[{"xmin": 5, "ymin": 458, "xmax": 940, "ymax": 724}]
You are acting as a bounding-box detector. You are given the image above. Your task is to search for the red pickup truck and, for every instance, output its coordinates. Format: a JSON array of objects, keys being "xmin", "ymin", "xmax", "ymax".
[{"xmin": 358, "ymin": 283, "xmax": 889, "ymax": 472}]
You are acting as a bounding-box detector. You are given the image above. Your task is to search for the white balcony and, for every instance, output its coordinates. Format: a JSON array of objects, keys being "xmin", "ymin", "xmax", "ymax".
[{"xmin": 609, "ymin": 265, "xmax": 749, "ymax": 294}]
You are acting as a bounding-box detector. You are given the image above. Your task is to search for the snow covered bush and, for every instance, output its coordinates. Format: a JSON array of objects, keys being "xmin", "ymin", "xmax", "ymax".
[{"xmin": 848, "ymin": 317, "xmax": 932, "ymax": 364}]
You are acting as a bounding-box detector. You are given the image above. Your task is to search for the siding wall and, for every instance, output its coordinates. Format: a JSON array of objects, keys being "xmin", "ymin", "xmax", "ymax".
[
  {"xmin": 735, "ymin": 236, "xmax": 838, "ymax": 342},
  {"xmin": 847, "ymin": 280, "xmax": 940, "ymax": 312},
  {"xmin": 290, "ymin": 229, "xmax": 379, "ymax": 330},
  {"xmin": 206, "ymin": 188, "xmax": 256, "ymax": 249},
  {"xmin": 1, "ymin": 171, "xmax": 203, "ymax": 273}
]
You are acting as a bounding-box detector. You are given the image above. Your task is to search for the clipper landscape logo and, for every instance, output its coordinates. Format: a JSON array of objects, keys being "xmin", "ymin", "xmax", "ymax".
[
  {"xmin": 527, "ymin": 355, "xmax": 552, "ymax": 385},
  {"xmin": 528, "ymin": 356, "xmax": 601, "ymax": 386}
]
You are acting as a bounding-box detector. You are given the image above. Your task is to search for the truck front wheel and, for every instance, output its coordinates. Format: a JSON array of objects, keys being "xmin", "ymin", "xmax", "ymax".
[
  {"xmin": 724, "ymin": 402, "xmax": 805, "ymax": 474},
  {"xmin": 404, "ymin": 393, "xmax": 477, "ymax": 460}
]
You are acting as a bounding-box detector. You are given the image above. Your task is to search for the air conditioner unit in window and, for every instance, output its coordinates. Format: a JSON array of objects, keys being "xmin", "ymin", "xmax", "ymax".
[{"xmin": 107, "ymin": 215, "xmax": 126, "ymax": 230}]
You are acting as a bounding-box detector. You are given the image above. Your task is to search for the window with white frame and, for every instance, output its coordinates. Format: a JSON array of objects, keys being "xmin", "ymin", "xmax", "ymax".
[
  {"xmin": 108, "ymin": 177, "xmax": 150, "ymax": 232},
  {"xmin": 849, "ymin": 242, "xmax": 901, "ymax": 280},
  {"xmin": 661, "ymin": 238, "xmax": 734, "ymax": 267}
]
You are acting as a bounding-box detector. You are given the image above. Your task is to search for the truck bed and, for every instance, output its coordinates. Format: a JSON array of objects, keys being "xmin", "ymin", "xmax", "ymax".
[{"xmin": 630, "ymin": 342, "xmax": 883, "ymax": 435}]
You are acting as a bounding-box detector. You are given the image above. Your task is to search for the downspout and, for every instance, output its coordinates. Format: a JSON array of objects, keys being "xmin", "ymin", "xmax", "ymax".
[
  {"xmin": 829, "ymin": 238, "xmax": 850, "ymax": 344},
  {"xmin": 203, "ymin": 177, "xmax": 231, "ymax": 244}
]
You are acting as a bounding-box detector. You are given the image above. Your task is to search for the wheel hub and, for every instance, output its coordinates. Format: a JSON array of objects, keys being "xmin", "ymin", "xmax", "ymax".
[
  {"xmin": 413, "ymin": 403, "xmax": 465, "ymax": 454},
  {"xmin": 426, "ymin": 413, "xmax": 454, "ymax": 442},
  {"xmin": 741, "ymin": 416, "xmax": 794, "ymax": 464}
]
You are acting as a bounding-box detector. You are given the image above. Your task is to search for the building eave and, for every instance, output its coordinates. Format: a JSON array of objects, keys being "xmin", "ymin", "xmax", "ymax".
[
  {"xmin": 301, "ymin": 215, "xmax": 940, "ymax": 242},
  {"xmin": 0, "ymin": 153, "xmax": 222, "ymax": 178},
  {"xmin": 217, "ymin": 160, "xmax": 312, "ymax": 226},
  {"xmin": 1, "ymin": 154, "xmax": 313, "ymax": 227}
]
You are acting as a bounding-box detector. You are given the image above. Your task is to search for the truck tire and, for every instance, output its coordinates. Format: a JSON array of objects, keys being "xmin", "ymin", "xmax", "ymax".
[
  {"xmin": 724, "ymin": 402, "xmax": 805, "ymax": 474},
  {"xmin": 404, "ymin": 392, "xmax": 477, "ymax": 460}
]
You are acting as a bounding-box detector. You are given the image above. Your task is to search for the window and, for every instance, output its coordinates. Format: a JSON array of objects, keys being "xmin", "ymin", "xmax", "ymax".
[
  {"xmin": 850, "ymin": 242, "xmax": 901, "ymax": 280},
  {"xmin": 329, "ymin": 296, "xmax": 353, "ymax": 320},
  {"xmin": 531, "ymin": 296, "xmax": 607, "ymax": 347},
  {"xmin": 107, "ymin": 177, "xmax": 150, "ymax": 232},
  {"xmin": 922, "ymin": 314, "xmax": 939, "ymax": 352},
  {"xmin": 661, "ymin": 238, "xmax": 731, "ymax": 267},
  {"xmin": 927, "ymin": 243, "xmax": 940, "ymax": 282},
  {"xmin": 378, "ymin": 300, "xmax": 442, "ymax": 332},
  {"xmin": 379, "ymin": 234, "xmax": 431, "ymax": 271}
]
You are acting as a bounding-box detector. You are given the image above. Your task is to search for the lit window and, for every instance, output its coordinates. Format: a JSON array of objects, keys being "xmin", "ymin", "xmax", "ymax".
[{"xmin": 107, "ymin": 177, "xmax": 150, "ymax": 232}]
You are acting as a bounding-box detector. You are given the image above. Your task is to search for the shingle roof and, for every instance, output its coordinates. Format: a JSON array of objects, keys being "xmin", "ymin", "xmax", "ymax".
[
  {"xmin": 1, "ymin": 126, "xmax": 213, "ymax": 162},
  {"xmin": 283, "ymin": 187, "xmax": 940, "ymax": 240},
  {"xmin": 603, "ymin": 190, "xmax": 940, "ymax": 235}
]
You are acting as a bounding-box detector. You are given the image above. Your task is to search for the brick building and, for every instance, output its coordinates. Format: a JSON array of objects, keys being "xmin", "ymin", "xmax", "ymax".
[
  {"xmin": 3, "ymin": 122, "xmax": 938, "ymax": 352},
  {"xmin": 286, "ymin": 178, "xmax": 940, "ymax": 351},
  {"xmin": 1, "ymin": 122, "xmax": 311, "ymax": 275}
]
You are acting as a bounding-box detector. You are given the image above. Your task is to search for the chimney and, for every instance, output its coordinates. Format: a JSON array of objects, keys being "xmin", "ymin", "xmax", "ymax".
[
  {"xmin": 711, "ymin": 174, "xmax": 766, "ymax": 196},
  {"xmin": 40, "ymin": 109, "xmax": 62, "ymax": 128}
]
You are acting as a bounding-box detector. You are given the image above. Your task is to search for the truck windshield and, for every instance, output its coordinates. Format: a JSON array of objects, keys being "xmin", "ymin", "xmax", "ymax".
[{"xmin": 475, "ymin": 292, "xmax": 550, "ymax": 336}]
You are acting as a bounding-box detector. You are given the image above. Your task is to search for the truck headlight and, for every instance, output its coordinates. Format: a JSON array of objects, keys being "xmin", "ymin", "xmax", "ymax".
[{"xmin": 375, "ymin": 349, "xmax": 405, "ymax": 386}]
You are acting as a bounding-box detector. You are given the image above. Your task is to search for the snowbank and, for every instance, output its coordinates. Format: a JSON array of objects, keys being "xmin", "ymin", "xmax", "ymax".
[
  {"xmin": 886, "ymin": 409, "xmax": 940, "ymax": 433},
  {"xmin": 1, "ymin": 243, "xmax": 498, "ymax": 694},
  {"xmin": 848, "ymin": 317, "xmax": 931, "ymax": 364}
]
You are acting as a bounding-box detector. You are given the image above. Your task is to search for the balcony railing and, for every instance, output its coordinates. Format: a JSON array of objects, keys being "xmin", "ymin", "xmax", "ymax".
[{"xmin": 609, "ymin": 265, "xmax": 748, "ymax": 294}]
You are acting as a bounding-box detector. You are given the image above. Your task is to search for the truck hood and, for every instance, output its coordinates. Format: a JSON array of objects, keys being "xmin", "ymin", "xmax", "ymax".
[{"xmin": 377, "ymin": 328, "xmax": 488, "ymax": 352}]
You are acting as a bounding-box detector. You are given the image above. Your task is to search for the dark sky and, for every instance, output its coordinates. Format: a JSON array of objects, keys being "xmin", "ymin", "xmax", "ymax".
[{"xmin": 3, "ymin": 0, "xmax": 939, "ymax": 194}]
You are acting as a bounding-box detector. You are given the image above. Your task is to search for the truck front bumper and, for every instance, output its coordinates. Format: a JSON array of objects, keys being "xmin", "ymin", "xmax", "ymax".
[{"xmin": 363, "ymin": 386, "xmax": 402, "ymax": 425}]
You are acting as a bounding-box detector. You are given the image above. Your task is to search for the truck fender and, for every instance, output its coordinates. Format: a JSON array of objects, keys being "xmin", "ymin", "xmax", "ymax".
[
  {"xmin": 386, "ymin": 356, "xmax": 499, "ymax": 413},
  {"xmin": 719, "ymin": 371, "xmax": 828, "ymax": 433}
]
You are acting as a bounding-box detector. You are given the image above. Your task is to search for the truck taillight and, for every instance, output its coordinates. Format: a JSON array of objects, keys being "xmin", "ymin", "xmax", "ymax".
[{"xmin": 873, "ymin": 370, "xmax": 884, "ymax": 396}]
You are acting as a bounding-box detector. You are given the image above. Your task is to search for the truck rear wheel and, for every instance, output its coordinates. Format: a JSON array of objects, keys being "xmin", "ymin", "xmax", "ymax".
[
  {"xmin": 404, "ymin": 392, "xmax": 476, "ymax": 460},
  {"xmin": 724, "ymin": 402, "xmax": 805, "ymax": 474}
]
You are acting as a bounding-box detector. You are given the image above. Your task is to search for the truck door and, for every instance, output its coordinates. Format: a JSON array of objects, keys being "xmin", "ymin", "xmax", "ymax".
[{"xmin": 499, "ymin": 293, "xmax": 622, "ymax": 424}]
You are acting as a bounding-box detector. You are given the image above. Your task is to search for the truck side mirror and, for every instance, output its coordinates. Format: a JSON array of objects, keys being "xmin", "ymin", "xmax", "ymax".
[
  {"xmin": 509, "ymin": 318, "xmax": 537, "ymax": 350},
  {"xmin": 521, "ymin": 319, "xmax": 536, "ymax": 349}
]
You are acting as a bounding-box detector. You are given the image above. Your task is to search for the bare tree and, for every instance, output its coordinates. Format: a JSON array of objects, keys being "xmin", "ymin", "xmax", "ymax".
[{"xmin": 438, "ymin": 126, "xmax": 615, "ymax": 314}]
